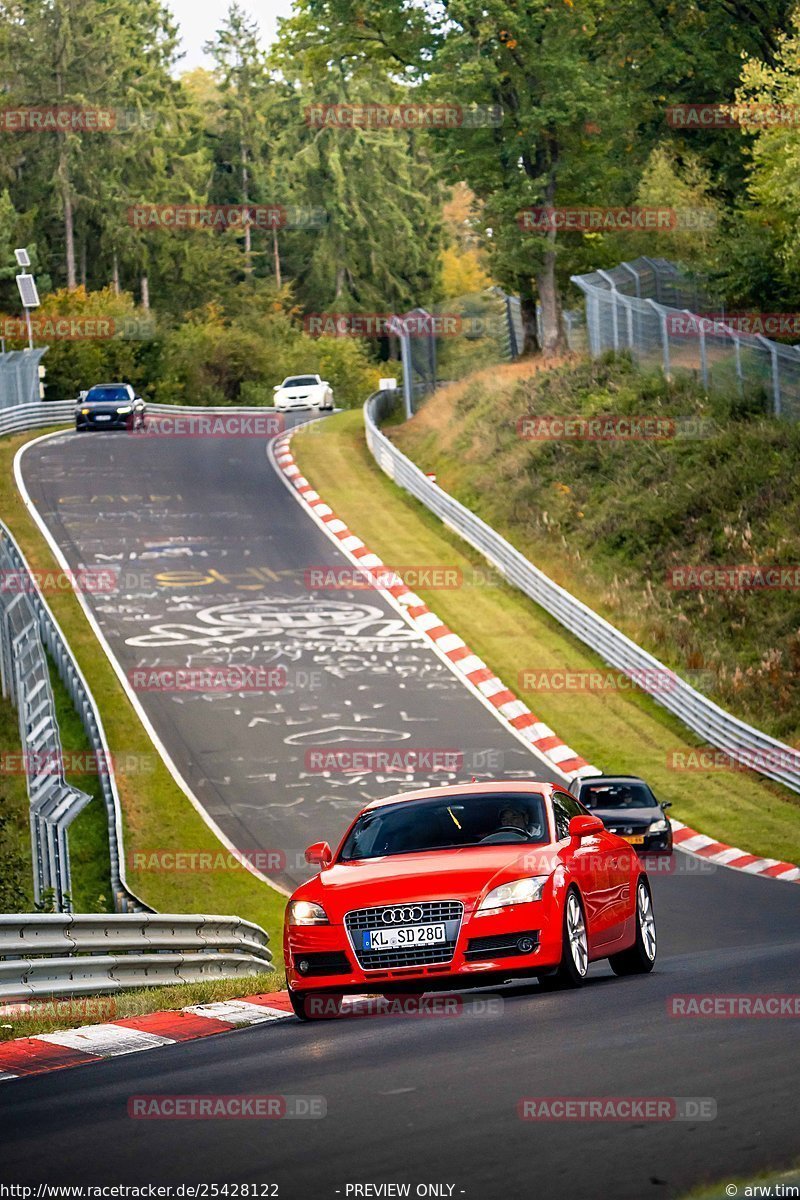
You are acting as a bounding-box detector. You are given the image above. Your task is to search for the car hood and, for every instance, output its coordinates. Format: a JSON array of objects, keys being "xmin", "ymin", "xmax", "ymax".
[
  {"xmin": 297, "ymin": 844, "xmax": 563, "ymax": 920},
  {"xmin": 278, "ymin": 386, "xmax": 320, "ymax": 397},
  {"xmin": 78, "ymin": 401, "xmax": 130, "ymax": 409},
  {"xmin": 591, "ymin": 807, "xmax": 662, "ymax": 830}
]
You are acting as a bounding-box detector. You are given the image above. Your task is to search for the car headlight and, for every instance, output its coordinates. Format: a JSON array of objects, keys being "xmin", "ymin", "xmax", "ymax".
[
  {"xmin": 287, "ymin": 900, "xmax": 329, "ymax": 926},
  {"xmin": 116, "ymin": 405, "xmax": 132, "ymax": 414},
  {"xmin": 80, "ymin": 408, "xmax": 89, "ymax": 415},
  {"xmin": 476, "ymin": 876, "xmax": 549, "ymax": 915},
  {"xmin": 649, "ymin": 818, "xmax": 669, "ymax": 833}
]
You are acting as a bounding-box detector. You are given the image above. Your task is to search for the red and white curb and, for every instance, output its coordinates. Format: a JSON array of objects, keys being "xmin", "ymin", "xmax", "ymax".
[
  {"xmin": 271, "ymin": 433, "xmax": 598, "ymax": 783},
  {"xmin": 270, "ymin": 428, "xmax": 799, "ymax": 887},
  {"xmin": 670, "ymin": 819, "xmax": 798, "ymax": 882},
  {"xmin": 0, "ymin": 992, "xmax": 295, "ymax": 1081}
]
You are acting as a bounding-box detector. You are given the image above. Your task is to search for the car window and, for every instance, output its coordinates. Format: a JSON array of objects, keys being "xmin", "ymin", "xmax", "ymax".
[
  {"xmin": 86, "ymin": 386, "xmax": 130, "ymax": 402},
  {"xmin": 282, "ymin": 376, "xmax": 318, "ymax": 387},
  {"xmin": 561, "ymin": 793, "xmax": 586, "ymax": 818},
  {"xmin": 551, "ymin": 797, "xmax": 571, "ymax": 840},
  {"xmin": 552, "ymin": 792, "xmax": 589, "ymax": 838},
  {"xmin": 339, "ymin": 792, "xmax": 549, "ymax": 861},
  {"xmin": 581, "ymin": 782, "xmax": 658, "ymax": 809}
]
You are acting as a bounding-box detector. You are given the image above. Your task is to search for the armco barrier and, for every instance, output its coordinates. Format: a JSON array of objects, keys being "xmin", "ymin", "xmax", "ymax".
[
  {"xmin": 0, "ymin": 536, "xmax": 91, "ymax": 910},
  {"xmin": 0, "ymin": 398, "xmax": 74, "ymax": 436},
  {"xmin": 364, "ymin": 390, "xmax": 800, "ymax": 796},
  {"xmin": 0, "ymin": 399, "xmax": 285, "ymax": 438},
  {"xmin": 0, "ymin": 518, "xmax": 148, "ymax": 913},
  {"xmin": 0, "ymin": 913, "xmax": 272, "ymax": 1000}
]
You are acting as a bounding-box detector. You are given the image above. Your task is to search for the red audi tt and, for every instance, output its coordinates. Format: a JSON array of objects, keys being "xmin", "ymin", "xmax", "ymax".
[{"xmin": 284, "ymin": 781, "xmax": 657, "ymax": 1020}]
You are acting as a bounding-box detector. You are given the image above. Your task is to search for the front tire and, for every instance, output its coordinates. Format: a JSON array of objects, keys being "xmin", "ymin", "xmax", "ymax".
[
  {"xmin": 609, "ymin": 878, "xmax": 657, "ymax": 976},
  {"xmin": 539, "ymin": 888, "xmax": 589, "ymax": 990}
]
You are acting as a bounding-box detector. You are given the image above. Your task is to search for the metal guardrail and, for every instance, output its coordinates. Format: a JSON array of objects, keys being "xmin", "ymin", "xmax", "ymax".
[
  {"xmin": 364, "ymin": 390, "xmax": 800, "ymax": 796},
  {"xmin": 0, "ymin": 519, "xmax": 149, "ymax": 914},
  {"xmin": 0, "ymin": 540, "xmax": 90, "ymax": 911},
  {"xmin": 0, "ymin": 913, "xmax": 272, "ymax": 1000},
  {"xmin": 0, "ymin": 398, "xmax": 74, "ymax": 436},
  {"xmin": 0, "ymin": 400, "xmax": 283, "ymax": 439}
]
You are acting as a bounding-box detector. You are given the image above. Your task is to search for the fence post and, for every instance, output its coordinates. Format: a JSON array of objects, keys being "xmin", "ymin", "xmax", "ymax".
[
  {"xmin": 729, "ymin": 329, "xmax": 744, "ymax": 399},
  {"xmin": 625, "ymin": 301, "xmax": 634, "ymax": 353},
  {"xmin": 685, "ymin": 309, "xmax": 708, "ymax": 390},
  {"xmin": 756, "ymin": 334, "xmax": 781, "ymax": 417},
  {"xmin": 388, "ymin": 316, "xmax": 413, "ymax": 420},
  {"xmin": 597, "ymin": 270, "xmax": 620, "ymax": 351},
  {"xmin": 646, "ymin": 299, "xmax": 670, "ymax": 377},
  {"xmin": 585, "ymin": 292, "xmax": 600, "ymax": 357},
  {"xmin": 506, "ymin": 295, "xmax": 518, "ymax": 359}
]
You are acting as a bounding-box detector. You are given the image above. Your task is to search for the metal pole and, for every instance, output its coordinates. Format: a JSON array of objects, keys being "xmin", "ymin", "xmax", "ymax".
[
  {"xmin": 684, "ymin": 309, "xmax": 708, "ymax": 390},
  {"xmin": 646, "ymin": 299, "xmax": 670, "ymax": 377},
  {"xmin": 597, "ymin": 270, "xmax": 620, "ymax": 351},
  {"xmin": 25, "ymin": 309, "xmax": 33, "ymax": 351},
  {"xmin": 399, "ymin": 325, "xmax": 413, "ymax": 420},
  {"xmin": 756, "ymin": 335, "xmax": 781, "ymax": 417}
]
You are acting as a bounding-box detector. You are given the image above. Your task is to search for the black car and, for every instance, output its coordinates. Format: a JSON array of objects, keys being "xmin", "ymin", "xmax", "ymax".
[
  {"xmin": 568, "ymin": 774, "xmax": 673, "ymax": 854},
  {"xmin": 75, "ymin": 382, "xmax": 146, "ymax": 431}
]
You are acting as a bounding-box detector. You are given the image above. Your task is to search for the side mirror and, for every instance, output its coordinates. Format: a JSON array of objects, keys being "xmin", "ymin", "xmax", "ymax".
[
  {"xmin": 660, "ymin": 801, "xmax": 672, "ymax": 810},
  {"xmin": 569, "ymin": 814, "xmax": 604, "ymax": 842},
  {"xmin": 273, "ymin": 384, "xmax": 281, "ymax": 391},
  {"xmin": 305, "ymin": 841, "xmax": 332, "ymax": 867},
  {"xmin": 321, "ymin": 380, "xmax": 329, "ymax": 386}
]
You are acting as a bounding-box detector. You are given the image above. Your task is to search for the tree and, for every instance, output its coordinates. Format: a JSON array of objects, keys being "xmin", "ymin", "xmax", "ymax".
[
  {"xmin": 731, "ymin": 14, "xmax": 800, "ymax": 294},
  {"xmin": 204, "ymin": 4, "xmax": 274, "ymax": 278},
  {"xmin": 0, "ymin": 0, "xmax": 195, "ymax": 301},
  {"xmin": 276, "ymin": 0, "xmax": 617, "ymax": 353},
  {"xmin": 270, "ymin": 22, "xmax": 442, "ymax": 317}
]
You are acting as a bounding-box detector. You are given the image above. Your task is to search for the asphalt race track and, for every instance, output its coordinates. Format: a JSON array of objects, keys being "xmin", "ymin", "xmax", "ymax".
[
  {"xmin": 2, "ymin": 865, "xmax": 799, "ymax": 1198},
  {"xmin": 18, "ymin": 418, "xmax": 553, "ymax": 891},
  {"xmin": 7, "ymin": 419, "xmax": 799, "ymax": 1198}
]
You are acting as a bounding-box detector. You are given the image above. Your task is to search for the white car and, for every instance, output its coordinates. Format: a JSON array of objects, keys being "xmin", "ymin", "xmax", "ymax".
[{"xmin": 273, "ymin": 374, "xmax": 334, "ymax": 412}]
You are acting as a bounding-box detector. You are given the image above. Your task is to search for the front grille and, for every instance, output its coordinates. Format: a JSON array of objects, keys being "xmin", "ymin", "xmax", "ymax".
[
  {"xmin": 465, "ymin": 930, "xmax": 539, "ymax": 962},
  {"xmin": 294, "ymin": 951, "xmax": 351, "ymax": 977},
  {"xmin": 345, "ymin": 902, "xmax": 463, "ymax": 970}
]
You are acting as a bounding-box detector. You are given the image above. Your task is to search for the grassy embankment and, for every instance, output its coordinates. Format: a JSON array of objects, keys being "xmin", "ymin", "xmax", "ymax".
[{"xmin": 291, "ymin": 367, "xmax": 799, "ymax": 865}]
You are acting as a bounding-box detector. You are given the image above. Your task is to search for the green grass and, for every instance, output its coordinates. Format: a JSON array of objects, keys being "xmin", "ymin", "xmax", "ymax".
[
  {"xmin": 394, "ymin": 354, "xmax": 800, "ymax": 746},
  {"xmin": 0, "ymin": 692, "xmax": 35, "ymax": 912},
  {"xmin": 0, "ymin": 426, "xmax": 287, "ymax": 951},
  {"xmin": 0, "ymin": 969, "xmax": 284, "ymax": 1041},
  {"xmin": 292, "ymin": 408, "xmax": 800, "ymax": 865}
]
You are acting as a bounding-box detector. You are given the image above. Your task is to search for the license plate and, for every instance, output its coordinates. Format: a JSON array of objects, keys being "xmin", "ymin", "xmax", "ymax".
[
  {"xmin": 94, "ymin": 414, "xmax": 111, "ymax": 421},
  {"xmin": 363, "ymin": 923, "xmax": 446, "ymax": 951},
  {"xmin": 622, "ymin": 835, "xmax": 645, "ymax": 845}
]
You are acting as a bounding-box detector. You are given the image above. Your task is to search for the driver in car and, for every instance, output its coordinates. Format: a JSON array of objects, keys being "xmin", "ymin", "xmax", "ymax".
[{"xmin": 497, "ymin": 804, "xmax": 533, "ymax": 836}]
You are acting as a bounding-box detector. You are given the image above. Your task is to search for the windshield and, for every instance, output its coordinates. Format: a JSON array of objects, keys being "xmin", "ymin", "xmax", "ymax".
[
  {"xmin": 581, "ymin": 782, "xmax": 658, "ymax": 810},
  {"xmin": 282, "ymin": 376, "xmax": 318, "ymax": 388},
  {"xmin": 86, "ymin": 386, "xmax": 130, "ymax": 403},
  {"xmin": 339, "ymin": 792, "xmax": 549, "ymax": 861}
]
